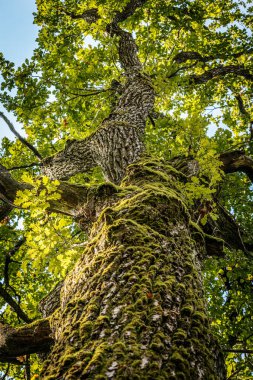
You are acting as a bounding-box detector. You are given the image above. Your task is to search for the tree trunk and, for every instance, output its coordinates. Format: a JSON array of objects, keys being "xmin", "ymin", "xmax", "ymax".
[{"xmin": 41, "ymin": 158, "xmax": 226, "ymax": 380}]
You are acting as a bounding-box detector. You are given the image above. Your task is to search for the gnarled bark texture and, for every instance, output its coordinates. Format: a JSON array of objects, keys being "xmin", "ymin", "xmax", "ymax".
[{"xmin": 41, "ymin": 160, "xmax": 225, "ymax": 379}]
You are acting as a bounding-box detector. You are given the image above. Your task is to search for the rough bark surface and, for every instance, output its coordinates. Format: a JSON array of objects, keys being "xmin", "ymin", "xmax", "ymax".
[
  {"xmin": 44, "ymin": 71, "xmax": 154, "ymax": 183},
  {"xmin": 0, "ymin": 319, "xmax": 53, "ymax": 363},
  {"xmin": 41, "ymin": 160, "xmax": 225, "ymax": 380},
  {"xmin": 43, "ymin": 2, "xmax": 154, "ymax": 184}
]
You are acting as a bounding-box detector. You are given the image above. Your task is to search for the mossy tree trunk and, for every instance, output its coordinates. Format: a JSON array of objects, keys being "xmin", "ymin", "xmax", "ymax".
[{"xmin": 40, "ymin": 159, "xmax": 226, "ymax": 380}]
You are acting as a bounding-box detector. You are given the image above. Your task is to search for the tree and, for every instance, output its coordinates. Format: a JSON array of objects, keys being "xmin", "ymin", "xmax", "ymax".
[{"xmin": 0, "ymin": 0, "xmax": 253, "ymax": 378}]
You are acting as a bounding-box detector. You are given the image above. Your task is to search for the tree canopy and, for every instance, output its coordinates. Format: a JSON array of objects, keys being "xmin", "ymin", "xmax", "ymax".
[{"xmin": 0, "ymin": 0, "xmax": 253, "ymax": 378}]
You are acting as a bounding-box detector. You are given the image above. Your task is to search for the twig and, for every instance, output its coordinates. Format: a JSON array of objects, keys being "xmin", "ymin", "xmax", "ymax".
[
  {"xmin": 226, "ymin": 367, "xmax": 242, "ymax": 380},
  {"xmin": 0, "ymin": 283, "xmax": 31, "ymax": 323},
  {"xmin": 25, "ymin": 355, "xmax": 31, "ymax": 380},
  {"xmin": 4, "ymin": 238, "xmax": 26, "ymax": 287},
  {"xmin": 0, "ymin": 112, "xmax": 43, "ymax": 160},
  {"xmin": 65, "ymin": 89, "xmax": 109, "ymax": 102},
  {"xmin": 0, "ymin": 363, "xmax": 10, "ymax": 380},
  {"xmin": 7, "ymin": 163, "xmax": 42, "ymax": 171},
  {"xmin": 167, "ymin": 63, "xmax": 197, "ymax": 79}
]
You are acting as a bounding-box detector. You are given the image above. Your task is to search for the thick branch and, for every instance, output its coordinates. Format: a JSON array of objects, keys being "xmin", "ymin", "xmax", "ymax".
[
  {"xmin": 174, "ymin": 51, "xmax": 213, "ymax": 63},
  {"xmin": 43, "ymin": 70, "xmax": 154, "ymax": 183},
  {"xmin": 220, "ymin": 150, "xmax": 253, "ymax": 182},
  {"xmin": 0, "ymin": 319, "xmax": 53, "ymax": 363},
  {"xmin": 200, "ymin": 151, "xmax": 253, "ymax": 254},
  {"xmin": 0, "ymin": 162, "xmax": 89, "ymax": 215},
  {"xmin": 0, "ymin": 164, "xmax": 30, "ymax": 206},
  {"xmin": 189, "ymin": 65, "xmax": 253, "ymax": 84},
  {"xmin": 63, "ymin": 0, "xmax": 146, "ymax": 25},
  {"xmin": 67, "ymin": 1, "xmax": 146, "ymax": 72},
  {"xmin": 204, "ymin": 202, "xmax": 250, "ymax": 255},
  {"xmin": 0, "ymin": 203, "xmax": 13, "ymax": 223},
  {"xmin": 113, "ymin": 0, "xmax": 147, "ymax": 23},
  {"xmin": 172, "ymin": 154, "xmax": 252, "ymax": 255},
  {"xmin": 0, "ymin": 162, "xmax": 120, "ymax": 222},
  {"xmin": 174, "ymin": 49, "xmax": 253, "ymax": 64},
  {"xmin": 106, "ymin": 24, "xmax": 142, "ymax": 71},
  {"xmin": 235, "ymin": 94, "xmax": 250, "ymax": 117},
  {"xmin": 62, "ymin": 8, "xmax": 99, "ymax": 23}
]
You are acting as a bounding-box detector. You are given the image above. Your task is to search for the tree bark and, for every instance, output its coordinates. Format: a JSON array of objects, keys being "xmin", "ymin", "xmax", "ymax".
[
  {"xmin": 40, "ymin": 159, "xmax": 226, "ymax": 379},
  {"xmin": 0, "ymin": 319, "xmax": 53, "ymax": 363}
]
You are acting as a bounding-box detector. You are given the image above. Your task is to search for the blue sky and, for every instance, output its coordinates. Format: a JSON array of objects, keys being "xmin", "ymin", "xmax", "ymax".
[{"xmin": 0, "ymin": 0, "xmax": 38, "ymax": 140}]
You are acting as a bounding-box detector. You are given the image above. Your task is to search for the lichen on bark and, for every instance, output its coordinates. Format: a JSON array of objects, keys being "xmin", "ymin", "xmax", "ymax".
[{"xmin": 41, "ymin": 158, "xmax": 226, "ymax": 380}]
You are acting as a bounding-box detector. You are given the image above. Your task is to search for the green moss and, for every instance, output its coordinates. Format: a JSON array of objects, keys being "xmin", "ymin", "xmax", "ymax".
[
  {"xmin": 175, "ymin": 283, "xmax": 186, "ymax": 292},
  {"xmin": 79, "ymin": 321, "xmax": 93, "ymax": 336},
  {"xmin": 84, "ymin": 343, "xmax": 110, "ymax": 371},
  {"xmin": 60, "ymin": 354, "xmax": 75, "ymax": 367},
  {"xmin": 150, "ymin": 337, "xmax": 164, "ymax": 352},
  {"xmin": 171, "ymin": 351, "xmax": 188, "ymax": 369},
  {"xmin": 173, "ymin": 328, "xmax": 188, "ymax": 341},
  {"xmin": 181, "ymin": 305, "xmax": 194, "ymax": 316},
  {"xmin": 42, "ymin": 158, "xmax": 223, "ymax": 379},
  {"xmin": 192, "ymin": 311, "xmax": 208, "ymax": 323},
  {"xmin": 94, "ymin": 375, "xmax": 108, "ymax": 380},
  {"xmin": 174, "ymin": 372, "xmax": 187, "ymax": 380}
]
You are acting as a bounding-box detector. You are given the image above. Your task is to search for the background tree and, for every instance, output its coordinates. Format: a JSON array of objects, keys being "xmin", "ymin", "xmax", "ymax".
[{"xmin": 0, "ymin": 0, "xmax": 253, "ymax": 378}]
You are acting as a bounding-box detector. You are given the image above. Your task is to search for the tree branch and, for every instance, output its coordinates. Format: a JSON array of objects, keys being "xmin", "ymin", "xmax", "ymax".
[
  {"xmin": 4, "ymin": 238, "xmax": 26, "ymax": 288},
  {"xmin": 174, "ymin": 51, "xmax": 212, "ymax": 63},
  {"xmin": 113, "ymin": 0, "xmax": 147, "ymax": 24},
  {"xmin": 172, "ymin": 153, "xmax": 253, "ymax": 255},
  {"xmin": 0, "ymin": 203, "xmax": 13, "ymax": 223},
  {"xmin": 235, "ymin": 94, "xmax": 249, "ymax": 117},
  {"xmin": 59, "ymin": 7, "xmax": 99, "ymax": 23},
  {"xmin": 0, "ymin": 284, "xmax": 31, "ymax": 323},
  {"xmin": 0, "ymin": 112, "xmax": 42, "ymax": 160},
  {"xmin": 62, "ymin": 0, "xmax": 146, "ymax": 25},
  {"xmin": 0, "ymin": 363, "xmax": 10, "ymax": 379},
  {"xmin": 220, "ymin": 150, "xmax": 253, "ymax": 182},
  {"xmin": 0, "ymin": 162, "xmax": 87, "ymax": 215},
  {"xmin": 0, "ymin": 319, "xmax": 53, "ymax": 363},
  {"xmin": 174, "ymin": 49, "xmax": 253, "ymax": 64},
  {"xmin": 7, "ymin": 163, "xmax": 42, "ymax": 171},
  {"xmin": 61, "ymin": 0, "xmax": 147, "ymax": 73},
  {"xmin": 226, "ymin": 368, "xmax": 243, "ymax": 380},
  {"xmin": 0, "ymin": 161, "xmax": 120, "ymax": 223},
  {"xmin": 204, "ymin": 201, "xmax": 251, "ymax": 255},
  {"xmin": 0, "ymin": 164, "xmax": 31, "ymax": 207},
  {"xmin": 200, "ymin": 151, "xmax": 253, "ymax": 256},
  {"xmin": 189, "ymin": 65, "xmax": 253, "ymax": 84},
  {"xmin": 224, "ymin": 349, "xmax": 253, "ymax": 354}
]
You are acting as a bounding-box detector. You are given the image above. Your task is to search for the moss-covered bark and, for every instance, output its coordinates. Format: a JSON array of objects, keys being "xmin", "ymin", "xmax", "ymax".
[{"xmin": 41, "ymin": 159, "xmax": 225, "ymax": 379}]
